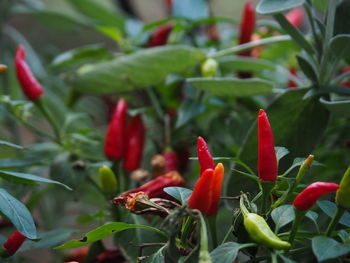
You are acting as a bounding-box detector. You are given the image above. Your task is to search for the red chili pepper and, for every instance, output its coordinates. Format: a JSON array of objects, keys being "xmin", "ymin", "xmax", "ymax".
[
  {"xmin": 114, "ymin": 171, "xmax": 185, "ymax": 203},
  {"xmin": 15, "ymin": 45, "xmax": 43, "ymax": 101},
  {"xmin": 188, "ymin": 163, "xmax": 225, "ymax": 216},
  {"xmin": 258, "ymin": 109, "xmax": 277, "ymax": 182},
  {"xmin": 340, "ymin": 66, "xmax": 350, "ymax": 88},
  {"xmin": 238, "ymin": 2, "xmax": 256, "ymax": 56},
  {"xmin": 104, "ymin": 98, "xmax": 128, "ymax": 160},
  {"xmin": 123, "ymin": 115, "xmax": 145, "ymax": 171},
  {"xmin": 286, "ymin": 8, "xmax": 304, "ymax": 28},
  {"xmin": 163, "ymin": 149, "xmax": 178, "ymax": 173},
  {"xmin": 288, "ymin": 67, "xmax": 299, "ymax": 88},
  {"xmin": 197, "ymin": 136, "xmax": 215, "ymax": 174},
  {"xmin": 293, "ymin": 182, "xmax": 340, "ymax": 211},
  {"xmin": 149, "ymin": 24, "xmax": 173, "ymax": 47},
  {"xmin": 3, "ymin": 230, "xmax": 26, "ymax": 256}
]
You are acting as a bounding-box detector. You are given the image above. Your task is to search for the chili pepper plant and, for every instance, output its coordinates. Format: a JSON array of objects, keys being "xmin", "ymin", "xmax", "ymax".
[{"xmin": 0, "ymin": 0, "xmax": 349, "ymax": 262}]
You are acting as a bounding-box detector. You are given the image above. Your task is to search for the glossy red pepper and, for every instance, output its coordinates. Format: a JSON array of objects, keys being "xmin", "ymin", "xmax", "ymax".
[
  {"xmin": 115, "ymin": 171, "xmax": 185, "ymax": 203},
  {"xmin": 286, "ymin": 8, "xmax": 304, "ymax": 28},
  {"xmin": 123, "ymin": 115, "xmax": 145, "ymax": 171},
  {"xmin": 163, "ymin": 149, "xmax": 178, "ymax": 173},
  {"xmin": 197, "ymin": 136, "xmax": 215, "ymax": 174},
  {"xmin": 238, "ymin": 2, "xmax": 256, "ymax": 56},
  {"xmin": 149, "ymin": 24, "xmax": 173, "ymax": 47},
  {"xmin": 3, "ymin": 230, "xmax": 26, "ymax": 256},
  {"xmin": 258, "ymin": 109, "xmax": 277, "ymax": 182},
  {"xmin": 15, "ymin": 45, "xmax": 43, "ymax": 101},
  {"xmin": 188, "ymin": 163, "xmax": 224, "ymax": 216},
  {"xmin": 293, "ymin": 182, "xmax": 340, "ymax": 211},
  {"xmin": 104, "ymin": 98, "xmax": 128, "ymax": 160}
]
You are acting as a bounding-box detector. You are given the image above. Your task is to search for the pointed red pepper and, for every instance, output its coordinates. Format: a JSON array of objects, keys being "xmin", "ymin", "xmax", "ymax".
[
  {"xmin": 258, "ymin": 109, "xmax": 277, "ymax": 182},
  {"xmin": 149, "ymin": 24, "xmax": 173, "ymax": 47},
  {"xmin": 286, "ymin": 8, "xmax": 304, "ymax": 28},
  {"xmin": 197, "ymin": 136, "xmax": 215, "ymax": 175},
  {"xmin": 3, "ymin": 230, "xmax": 26, "ymax": 256},
  {"xmin": 15, "ymin": 45, "xmax": 43, "ymax": 101},
  {"xmin": 293, "ymin": 182, "xmax": 339, "ymax": 211},
  {"xmin": 188, "ymin": 163, "xmax": 225, "ymax": 216},
  {"xmin": 104, "ymin": 98, "xmax": 128, "ymax": 160},
  {"xmin": 123, "ymin": 115, "xmax": 145, "ymax": 172},
  {"xmin": 238, "ymin": 2, "xmax": 256, "ymax": 56}
]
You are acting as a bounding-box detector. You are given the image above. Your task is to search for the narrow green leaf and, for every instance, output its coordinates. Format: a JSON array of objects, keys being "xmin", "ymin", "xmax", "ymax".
[
  {"xmin": 187, "ymin": 77, "xmax": 274, "ymax": 97},
  {"xmin": 163, "ymin": 187, "xmax": 192, "ymax": 205},
  {"xmin": 0, "ymin": 140, "xmax": 23, "ymax": 149},
  {"xmin": 296, "ymin": 55, "xmax": 318, "ymax": 82},
  {"xmin": 0, "ymin": 189, "xmax": 37, "ymax": 239},
  {"xmin": 257, "ymin": 0, "xmax": 306, "ymax": 15},
  {"xmin": 218, "ymin": 56, "xmax": 276, "ymax": 72},
  {"xmin": 312, "ymin": 236, "xmax": 350, "ymax": 262},
  {"xmin": 175, "ymin": 98, "xmax": 204, "ymax": 128},
  {"xmin": 55, "ymin": 222, "xmax": 166, "ymax": 249},
  {"xmin": 0, "ymin": 170, "xmax": 72, "ymax": 190}
]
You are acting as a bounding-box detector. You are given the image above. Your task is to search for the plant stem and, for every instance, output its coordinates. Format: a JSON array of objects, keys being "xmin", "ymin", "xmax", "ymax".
[
  {"xmin": 289, "ymin": 209, "xmax": 305, "ymax": 245},
  {"xmin": 181, "ymin": 216, "xmax": 194, "ymax": 247},
  {"xmin": 326, "ymin": 206, "xmax": 346, "ymax": 236},
  {"xmin": 208, "ymin": 215, "xmax": 218, "ymax": 248},
  {"xmin": 260, "ymin": 181, "xmax": 274, "ymax": 214}
]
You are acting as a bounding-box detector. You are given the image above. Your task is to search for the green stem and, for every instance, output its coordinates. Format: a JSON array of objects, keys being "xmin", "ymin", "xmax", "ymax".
[
  {"xmin": 181, "ymin": 216, "xmax": 195, "ymax": 247},
  {"xmin": 65, "ymin": 88, "xmax": 81, "ymax": 108},
  {"xmin": 289, "ymin": 209, "xmax": 305, "ymax": 245},
  {"xmin": 209, "ymin": 35, "xmax": 291, "ymax": 59},
  {"xmin": 326, "ymin": 206, "xmax": 346, "ymax": 236},
  {"xmin": 221, "ymin": 224, "xmax": 234, "ymax": 244},
  {"xmin": 112, "ymin": 160, "xmax": 124, "ymax": 193},
  {"xmin": 260, "ymin": 181, "xmax": 275, "ymax": 214},
  {"xmin": 208, "ymin": 215, "xmax": 218, "ymax": 248},
  {"xmin": 34, "ymin": 99, "xmax": 61, "ymax": 143},
  {"xmin": 198, "ymin": 213, "xmax": 211, "ymax": 262}
]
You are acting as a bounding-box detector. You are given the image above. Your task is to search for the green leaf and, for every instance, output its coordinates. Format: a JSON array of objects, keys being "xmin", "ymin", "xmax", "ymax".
[
  {"xmin": 0, "ymin": 158, "xmax": 45, "ymax": 169},
  {"xmin": 143, "ymin": 247, "xmax": 165, "ymax": 263},
  {"xmin": 72, "ymin": 46, "xmax": 205, "ymax": 94},
  {"xmin": 275, "ymin": 146, "xmax": 290, "ymax": 163},
  {"xmin": 334, "ymin": 1, "xmax": 350, "ymax": 36},
  {"xmin": 33, "ymin": 11, "xmax": 86, "ymax": 32},
  {"xmin": 163, "ymin": 187, "xmax": 192, "ymax": 205},
  {"xmin": 187, "ymin": 78, "xmax": 274, "ymax": 97},
  {"xmin": 218, "ymin": 56, "xmax": 276, "ymax": 72},
  {"xmin": 175, "ymin": 98, "xmax": 205, "ymax": 128},
  {"xmin": 227, "ymin": 89, "xmax": 330, "ymax": 195},
  {"xmin": 319, "ymin": 97, "xmax": 350, "ymax": 117},
  {"xmin": 277, "ymin": 253, "xmax": 297, "ymax": 263},
  {"xmin": 51, "ymin": 44, "xmax": 111, "ymax": 70},
  {"xmin": 312, "ymin": 236, "xmax": 350, "ymax": 262},
  {"xmin": 317, "ymin": 200, "xmax": 350, "ymax": 227},
  {"xmin": 0, "ymin": 188, "xmax": 37, "ymax": 239},
  {"xmin": 271, "ymin": 205, "xmax": 295, "ymax": 231},
  {"xmin": 55, "ymin": 222, "xmax": 166, "ymax": 249},
  {"xmin": 296, "ymin": 55, "xmax": 318, "ymax": 82},
  {"xmin": 0, "ymin": 140, "xmax": 23, "ymax": 149},
  {"xmin": 210, "ymin": 242, "xmax": 255, "ymax": 263},
  {"xmin": 257, "ymin": 0, "xmax": 306, "ymax": 15},
  {"xmin": 0, "ymin": 170, "xmax": 72, "ymax": 190},
  {"xmin": 330, "ymin": 34, "xmax": 350, "ymax": 59}
]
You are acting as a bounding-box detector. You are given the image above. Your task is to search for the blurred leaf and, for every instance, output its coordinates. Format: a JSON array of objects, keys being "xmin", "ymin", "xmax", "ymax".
[
  {"xmin": 296, "ymin": 55, "xmax": 318, "ymax": 82},
  {"xmin": 187, "ymin": 78, "xmax": 274, "ymax": 97},
  {"xmin": 0, "ymin": 158, "xmax": 45, "ymax": 169},
  {"xmin": 330, "ymin": 34, "xmax": 350, "ymax": 59},
  {"xmin": 68, "ymin": 0, "xmax": 124, "ymax": 31},
  {"xmin": 0, "ymin": 188, "xmax": 37, "ymax": 239},
  {"xmin": 175, "ymin": 98, "xmax": 205, "ymax": 128},
  {"xmin": 51, "ymin": 44, "xmax": 110, "ymax": 70},
  {"xmin": 334, "ymin": 1, "xmax": 350, "ymax": 35},
  {"xmin": 33, "ymin": 11, "xmax": 86, "ymax": 31},
  {"xmin": 228, "ymin": 89, "xmax": 330, "ymax": 195},
  {"xmin": 271, "ymin": 205, "xmax": 294, "ymax": 231},
  {"xmin": 210, "ymin": 242, "xmax": 254, "ymax": 263},
  {"xmin": 219, "ymin": 56, "xmax": 276, "ymax": 73},
  {"xmin": 56, "ymin": 222, "xmax": 166, "ymax": 249},
  {"xmin": 97, "ymin": 26, "xmax": 125, "ymax": 45},
  {"xmin": 72, "ymin": 46, "xmax": 205, "ymax": 94},
  {"xmin": 312, "ymin": 236, "xmax": 350, "ymax": 262},
  {"xmin": 0, "ymin": 170, "xmax": 72, "ymax": 190},
  {"xmin": 0, "ymin": 140, "xmax": 23, "ymax": 149},
  {"xmin": 173, "ymin": 0, "xmax": 208, "ymax": 20},
  {"xmin": 319, "ymin": 97, "xmax": 350, "ymax": 117},
  {"xmin": 275, "ymin": 147, "xmax": 290, "ymax": 163},
  {"xmin": 143, "ymin": 247, "xmax": 165, "ymax": 263},
  {"xmin": 317, "ymin": 200, "xmax": 350, "ymax": 227},
  {"xmin": 278, "ymin": 254, "xmax": 297, "ymax": 263},
  {"xmin": 163, "ymin": 187, "xmax": 192, "ymax": 205},
  {"xmin": 257, "ymin": 0, "xmax": 305, "ymax": 15}
]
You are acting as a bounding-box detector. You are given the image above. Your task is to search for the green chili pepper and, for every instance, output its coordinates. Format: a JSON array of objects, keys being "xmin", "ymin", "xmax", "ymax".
[
  {"xmin": 336, "ymin": 165, "xmax": 350, "ymax": 209},
  {"xmin": 240, "ymin": 195, "xmax": 291, "ymax": 250}
]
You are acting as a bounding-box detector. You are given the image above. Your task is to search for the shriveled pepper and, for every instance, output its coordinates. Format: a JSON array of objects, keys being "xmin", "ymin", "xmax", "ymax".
[
  {"xmin": 238, "ymin": 1, "xmax": 256, "ymax": 56},
  {"xmin": 336, "ymin": 165, "xmax": 350, "ymax": 209},
  {"xmin": 197, "ymin": 136, "xmax": 215, "ymax": 174},
  {"xmin": 104, "ymin": 98, "xmax": 128, "ymax": 160},
  {"xmin": 123, "ymin": 114, "xmax": 145, "ymax": 172},
  {"xmin": 240, "ymin": 195, "xmax": 291, "ymax": 250},
  {"xmin": 149, "ymin": 24, "xmax": 173, "ymax": 47},
  {"xmin": 258, "ymin": 109, "xmax": 277, "ymax": 182},
  {"xmin": 15, "ymin": 45, "xmax": 43, "ymax": 101},
  {"xmin": 293, "ymin": 182, "xmax": 339, "ymax": 211},
  {"xmin": 188, "ymin": 163, "xmax": 224, "ymax": 216},
  {"xmin": 2, "ymin": 230, "xmax": 26, "ymax": 256}
]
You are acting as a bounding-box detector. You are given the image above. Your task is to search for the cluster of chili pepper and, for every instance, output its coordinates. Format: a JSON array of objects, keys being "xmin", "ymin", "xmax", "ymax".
[{"xmin": 104, "ymin": 99, "xmax": 146, "ymax": 172}]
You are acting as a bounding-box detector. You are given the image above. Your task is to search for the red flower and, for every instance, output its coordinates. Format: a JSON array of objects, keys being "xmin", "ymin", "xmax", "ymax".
[
  {"xmin": 104, "ymin": 98, "xmax": 128, "ymax": 160},
  {"xmin": 15, "ymin": 45, "xmax": 43, "ymax": 101},
  {"xmin": 258, "ymin": 109, "xmax": 277, "ymax": 182},
  {"xmin": 188, "ymin": 163, "xmax": 225, "ymax": 216}
]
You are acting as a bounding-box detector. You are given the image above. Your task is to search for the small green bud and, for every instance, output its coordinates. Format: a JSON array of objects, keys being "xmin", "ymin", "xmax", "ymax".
[
  {"xmin": 201, "ymin": 58, "xmax": 218, "ymax": 78},
  {"xmin": 98, "ymin": 165, "xmax": 117, "ymax": 194}
]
